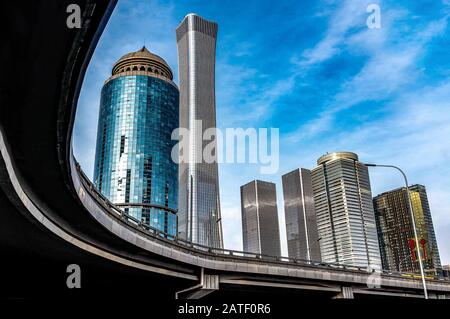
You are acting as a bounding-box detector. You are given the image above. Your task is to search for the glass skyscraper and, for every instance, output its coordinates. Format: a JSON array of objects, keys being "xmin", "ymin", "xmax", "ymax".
[
  {"xmin": 93, "ymin": 46, "xmax": 179, "ymax": 236},
  {"xmin": 374, "ymin": 184, "xmax": 442, "ymax": 275},
  {"xmin": 311, "ymin": 152, "xmax": 382, "ymax": 270},
  {"xmin": 240, "ymin": 180, "xmax": 281, "ymax": 257},
  {"xmin": 282, "ymin": 168, "xmax": 321, "ymax": 262},
  {"xmin": 176, "ymin": 14, "xmax": 223, "ymax": 248}
]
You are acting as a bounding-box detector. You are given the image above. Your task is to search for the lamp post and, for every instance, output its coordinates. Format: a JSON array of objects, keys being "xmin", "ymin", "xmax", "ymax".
[{"xmin": 365, "ymin": 163, "xmax": 428, "ymax": 299}]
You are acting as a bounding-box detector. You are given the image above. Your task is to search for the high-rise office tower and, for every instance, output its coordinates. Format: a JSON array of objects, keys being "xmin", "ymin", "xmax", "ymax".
[
  {"xmin": 311, "ymin": 152, "xmax": 382, "ymax": 269},
  {"xmin": 443, "ymin": 265, "xmax": 450, "ymax": 278},
  {"xmin": 240, "ymin": 180, "xmax": 281, "ymax": 257},
  {"xmin": 94, "ymin": 47, "xmax": 179, "ymax": 236},
  {"xmin": 374, "ymin": 184, "xmax": 442, "ymax": 274},
  {"xmin": 176, "ymin": 14, "xmax": 223, "ymax": 248},
  {"xmin": 282, "ymin": 168, "xmax": 321, "ymax": 261}
]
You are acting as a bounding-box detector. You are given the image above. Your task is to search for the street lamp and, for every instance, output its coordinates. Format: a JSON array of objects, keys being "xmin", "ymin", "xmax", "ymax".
[{"xmin": 365, "ymin": 163, "xmax": 428, "ymax": 299}]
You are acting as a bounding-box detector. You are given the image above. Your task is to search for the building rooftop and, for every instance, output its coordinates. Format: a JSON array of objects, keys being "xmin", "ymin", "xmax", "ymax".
[
  {"xmin": 111, "ymin": 46, "xmax": 173, "ymax": 80},
  {"xmin": 317, "ymin": 152, "xmax": 359, "ymax": 165}
]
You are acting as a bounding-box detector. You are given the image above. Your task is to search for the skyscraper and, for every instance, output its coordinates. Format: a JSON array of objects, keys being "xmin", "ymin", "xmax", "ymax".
[
  {"xmin": 311, "ymin": 152, "xmax": 382, "ymax": 270},
  {"xmin": 374, "ymin": 184, "xmax": 442, "ymax": 274},
  {"xmin": 93, "ymin": 47, "xmax": 179, "ymax": 236},
  {"xmin": 176, "ymin": 14, "xmax": 223, "ymax": 248},
  {"xmin": 282, "ymin": 168, "xmax": 321, "ymax": 261},
  {"xmin": 240, "ymin": 180, "xmax": 281, "ymax": 257},
  {"xmin": 443, "ymin": 265, "xmax": 450, "ymax": 278}
]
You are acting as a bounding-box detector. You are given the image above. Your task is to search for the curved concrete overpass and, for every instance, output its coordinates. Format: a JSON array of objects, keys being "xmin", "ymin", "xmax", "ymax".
[{"xmin": 1, "ymin": 0, "xmax": 450, "ymax": 299}]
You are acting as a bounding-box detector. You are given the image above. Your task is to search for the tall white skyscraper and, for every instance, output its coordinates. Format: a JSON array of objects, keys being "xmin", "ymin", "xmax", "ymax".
[
  {"xmin": 176, "ymin": 14, "xmax": 223, "ymax": 248},
  {"xmin": 311, "ymin": 152, "xmax": 382, "ymax": 270}
]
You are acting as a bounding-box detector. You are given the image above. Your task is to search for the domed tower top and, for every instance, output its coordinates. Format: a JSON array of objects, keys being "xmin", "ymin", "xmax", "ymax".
[{"xmin": 110, "ymin": 46, "xmax": 174, "ymax": 81}]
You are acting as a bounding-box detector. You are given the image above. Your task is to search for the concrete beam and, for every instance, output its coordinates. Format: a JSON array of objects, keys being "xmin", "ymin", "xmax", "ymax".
[
  {"xmin": 333, "ymin": 286, "xmax": 354, "ymax": 299},
  {"xmin": 176, "ymin": 270, "xmax": 219, "ymax": 299}
]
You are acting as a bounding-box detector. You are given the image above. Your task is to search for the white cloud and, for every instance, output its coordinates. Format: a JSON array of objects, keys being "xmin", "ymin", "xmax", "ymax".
[
  {"xmin": 287, "ymin": 12, "xmax": 448, "ymax": 144},
  {"xmin": 216, "ymin": 62, "xmax": 296, "ymax": 128},
  {"xmin": 295, "ymin": 0, "xmax": 368, "ymax": 67}
]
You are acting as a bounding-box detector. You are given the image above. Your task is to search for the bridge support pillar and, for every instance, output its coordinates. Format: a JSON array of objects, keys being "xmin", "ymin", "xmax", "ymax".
[
  {"xmin": 333, "ymin": 286, "xmax": 354, "ymax": 299},
  {"xmin": 175, "ymin": 268, "xmax": 219, "ymax": 299}
]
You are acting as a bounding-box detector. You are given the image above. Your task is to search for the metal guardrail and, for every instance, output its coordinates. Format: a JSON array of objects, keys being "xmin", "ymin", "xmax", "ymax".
[{"xmin": 75, "ymin": 162, "xmax": 449, "ymax": 282}]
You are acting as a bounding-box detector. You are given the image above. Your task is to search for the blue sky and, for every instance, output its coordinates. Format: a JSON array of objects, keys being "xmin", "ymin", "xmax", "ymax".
[{"xmin": 74, "ymin": 0, "xmax": 450, "ymax": 264}]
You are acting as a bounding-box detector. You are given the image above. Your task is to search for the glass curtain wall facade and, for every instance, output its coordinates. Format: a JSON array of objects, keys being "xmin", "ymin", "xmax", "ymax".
[
  {"xmin": 374, "ymin": 184, "xmax": 442, "ymax": 275},
  {"xmin": 311, "ymin": 152, "xmax": 382, "ymax": 270},
  {"xmin": 94, "ymin": 47, "xmax": 179, "ymax": 236},
  {"xmin": 240, "ymin": 180, "xmax": 281, "ymax": 257},
  {"xmin": 282, "ymin": 168, "xmax": 321, "ymax": 261},
  {"xmin": 176, "ymin": 14, "xmax": 223, "ymax": 248}
]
